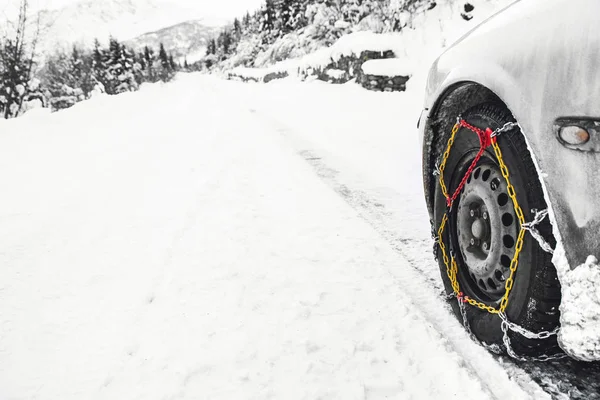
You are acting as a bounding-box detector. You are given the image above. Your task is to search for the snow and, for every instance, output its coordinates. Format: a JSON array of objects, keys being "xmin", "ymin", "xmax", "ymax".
[
  {"xmin": 232, "ymin": 31, "xmax": 408, "ymax": 80},
  {"xmin": 182, "ymin": 47, "xmax": 208, "ymax": 64},
  {"xmin": 6, "ymin": 0, "xmax": 224, "ymax": 56},
  {"xmin": 553, "ymin": 247, "xmax": 600, "ymax": 362},
  {"xmin": 226, "ymin": 0, "xmax": 513, "ymax": 84},
  {"xmin": 0, "ymin": 72, "xmax": 549, "ymax": 399},
  {"xmin": 361, "ymin": 58, "xmax": 411, "ymax": 76},
  {"xmin": 328, "ymin": 31, "xmax": 401, "ymax": 59},
  {"xmin": 325, "ymin": 68, "xmax": 346, "ymax": 79},
  {"xmin": 1, "ymin": 0, "xmax": 594, "ymax": 396},
  {"xmin": 229, "ymin": 66, "xmax": 271, "ymax": 80},
  {"xmin": 522, "ymin": 119, "xmax": 600, "ymax": 363}
]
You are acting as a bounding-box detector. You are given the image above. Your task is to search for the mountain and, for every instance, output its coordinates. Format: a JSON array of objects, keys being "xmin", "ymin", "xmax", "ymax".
[
  {"xmin": 126, "ymin": 20, "xmax": 219, "ymax": 64},
  {"xmin": 29, "ymin": 0, "xmax": 223, "ymax": 55}
]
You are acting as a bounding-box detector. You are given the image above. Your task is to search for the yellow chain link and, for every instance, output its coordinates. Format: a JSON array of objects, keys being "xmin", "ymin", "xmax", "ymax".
[
  {"xmin": 438, "ymin": 123, "xmax": 460, "ymax": 199},
  {"xmin": 492, "ymin": 141, "xmax": 526, "ymax": 313},
  {"xmin": 436, "ymin": 124, "xmax": 526, "ymax": 315}
]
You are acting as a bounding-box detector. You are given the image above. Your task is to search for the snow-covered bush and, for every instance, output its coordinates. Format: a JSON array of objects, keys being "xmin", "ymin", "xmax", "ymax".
[{"xmin": 38, "ymin": 38, "xmax": 180, "ymax": 112}]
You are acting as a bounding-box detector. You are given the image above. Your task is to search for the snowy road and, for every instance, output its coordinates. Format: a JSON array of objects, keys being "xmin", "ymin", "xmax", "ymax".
[
  {"xmin": 223, "ymin": 77, "xmax": 600, "ymax": 399},
  {"xmin": 0, "ymin": 74, "xmax": 595, "ymax": 399}
]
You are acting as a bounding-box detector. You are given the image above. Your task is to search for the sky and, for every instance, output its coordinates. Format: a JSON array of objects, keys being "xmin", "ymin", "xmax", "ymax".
[{"xmin": 0, "ymin": 0, "xmax": 265, "ymax": 21}]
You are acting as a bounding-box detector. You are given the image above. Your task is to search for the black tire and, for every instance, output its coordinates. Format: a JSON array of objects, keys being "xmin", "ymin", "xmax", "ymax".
[{"xmin": 433, "ymin": 102, "xmax": 562, "ymax": 356}]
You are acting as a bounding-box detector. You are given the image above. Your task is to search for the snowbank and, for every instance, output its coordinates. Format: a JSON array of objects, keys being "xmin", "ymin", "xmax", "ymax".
[
  {"xmin": 361, "ymin": 58, "xmax": 411, "ymax": 77},
  {"xmin": 228, "ymin": 67, "xmax": 289, "ymax": 83},
  {"xmin": 229, "ymin": 31, "xmax": 403, "ymax": 80},
  {"xmin": 228, "ymin": 66, "xmax": 270, "ymax": 81}
]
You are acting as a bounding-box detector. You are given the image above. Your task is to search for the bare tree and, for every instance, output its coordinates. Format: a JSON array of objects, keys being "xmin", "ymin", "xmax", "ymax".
[{"xmin": 0, "ymin": 0, "xmax": 42, "ymax": 118}]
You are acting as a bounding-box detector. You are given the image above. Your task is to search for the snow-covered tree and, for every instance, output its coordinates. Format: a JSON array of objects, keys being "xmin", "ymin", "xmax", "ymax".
[
  {"xmin": 206, "ymin": 38, "xmax": 217, "ymax": 56},
  {"xmin": 279, "ymin": 0, "xmax": 308, "ymax": 34},
  {"xmin": 242, "ymin": 12, "xmax": 251, "ymax": 27},
  {"xmin": 92, "ymin": 39, "xmax": 110, "ymax": 93},
  {"xmin": 218, "ymin": 30, "xmax": 234, "ymax": 56},
  {"xmin": 103, "ymin": 37, "xmax": 137, "ymax": 94},
  {"xmin": 158, "ymin": 43, "xmax": 174, "ymax": 82},
  {"xmin": 70, "ymin": 46, "xmax": 95, "ymax": 97},
  {"xmin": 0, "ymin": 0, "xmax": 41, "ymax": 118},
  {"xmin": 143, "ymin": 45, "xmax": 159, "ymax": 83},
  {"xmin": 233, "ymin": 18, "xmax": 243, "ymax": 38},
  {"xmin": 261, "ymin": 0, "xmax": 278, "ymax": 42}
]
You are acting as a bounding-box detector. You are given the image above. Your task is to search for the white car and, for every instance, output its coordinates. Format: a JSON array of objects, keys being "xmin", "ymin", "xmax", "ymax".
[{"xmin": 418, "ymin": 0, "xmax": 600, "ymax": 361}]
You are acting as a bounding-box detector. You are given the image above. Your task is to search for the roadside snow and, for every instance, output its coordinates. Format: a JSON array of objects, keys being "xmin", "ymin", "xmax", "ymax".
[
  {"xmin": 0, "ymin": 74, "xmax": 543, "ymax": 400},
  {"xmin": 229, "ymin": 66, "xmax": 271, "ymax": 80},
  {"xmin": 361, "ymin": 59, "xmax": 411, "ymax": 76}
]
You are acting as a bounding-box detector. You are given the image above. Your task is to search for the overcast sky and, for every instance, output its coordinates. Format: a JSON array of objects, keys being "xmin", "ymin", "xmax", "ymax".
[{"xmin": 0, "ymin": 0, "xmax": 265, "ymax": 20}]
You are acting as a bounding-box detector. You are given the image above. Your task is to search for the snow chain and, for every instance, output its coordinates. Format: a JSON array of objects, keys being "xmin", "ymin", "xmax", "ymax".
[{"xmin": 436, "ymin": 119, "xmax": 567, "ymax": 361}]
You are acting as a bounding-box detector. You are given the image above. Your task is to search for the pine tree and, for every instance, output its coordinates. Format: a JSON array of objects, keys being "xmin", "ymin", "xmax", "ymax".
[
  {"xmin": 104, "ymin": 37, "xmax": 121, "ymax": 93},
  {"xmin": 92, "ymin": 38, "xmax": 109, "ymax": 92},
  {"xmin": 39, "ymin": 50, "xmax": 72, "ymax": 109},
  {"xmin": 206, "ymin": 38, "xmax": 217, "ymax": 55},
  {"xmin": 133, "ymin": 51, "xmax": 146, "ymax": 85},
  {"xmin": 158, "ymin": 43, "xmax": 172, "ymax": 82},
  {"xmin": 103, "ymin": 37, "xmax": 138, "ymax": 94},
  {"xmin": 233, "ymin": 18, "xmax": 242, "ymax": 38},
  {"xmin": 118, "ymin": 44, "xmax": 138, "ymax": 92},
  {"xmin": 143, "ymin": 45, "xmax": 157, "ymax": 82},
  {"xmin": 0, "ymin": 0, "xmax": 39, "ymax": 118},
  {"xmin": 243, "ymin": 12, "xmax": 251, "ymax": 27},
  {"xmin": 220, "ymin": 30, "xmax": 233, "ymax": 55},
  {"xmin": 137, "ymin": 51, "xmax": 146, "ymax": 71},
  {"xmin": 0, "ymin": 39, "xmax": 29, "ymax": 117},
  {"xmin": 70, "ymin": 45, "xmax": 95, "ymax": 98},
  {"xmin": 280, "ymin": 0, "xmax": 295, "ymax": 34},
  {"xmin": 261, "ymin": 0, "xmax": 278, "ymax": 43}
]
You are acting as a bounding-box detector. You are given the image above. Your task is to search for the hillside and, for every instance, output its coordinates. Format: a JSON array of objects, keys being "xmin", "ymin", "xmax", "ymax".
[
  {"xmin": 204, "ymin": 0, "xmax": 444, "ymax": 71},
  {"xmin": 204, "ymin": 0, "xmax": 508, "ymax": 86},
  {"xmin": 31, "ymin": 0, "xmax": 216, "ymax": 54},
  {"xmin": 126, "ymin": 20, "xmax": 220, "ymax": 64}
]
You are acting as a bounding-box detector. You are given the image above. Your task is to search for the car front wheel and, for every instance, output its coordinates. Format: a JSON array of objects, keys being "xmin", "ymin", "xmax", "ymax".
[{"xmin": 433, "ymin": 103, "xmax": 562, "ymax": 358}]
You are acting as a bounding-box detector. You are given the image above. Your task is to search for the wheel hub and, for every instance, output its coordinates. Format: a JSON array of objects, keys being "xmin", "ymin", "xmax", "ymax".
[
  {"xmin": 456, "ymin": 163, "xmax": 518, "ymax": 300},
  {"xmin": 471, "ymin": 218, "xmax": 487, "ymax": 240}
]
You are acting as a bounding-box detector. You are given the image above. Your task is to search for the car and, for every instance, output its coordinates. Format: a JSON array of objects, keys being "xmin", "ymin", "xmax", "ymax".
[{"xmin": 418, "ymin": 0, "xmax": 600, "ymax": 361}]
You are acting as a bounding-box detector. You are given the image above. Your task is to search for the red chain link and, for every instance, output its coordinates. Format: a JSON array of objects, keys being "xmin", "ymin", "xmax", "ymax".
[{"xmin": 446, "ymin": 120, "xmax": 495, "ymax": 208}]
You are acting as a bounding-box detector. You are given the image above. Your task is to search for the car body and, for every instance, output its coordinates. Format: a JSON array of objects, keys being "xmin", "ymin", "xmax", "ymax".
[{"xmin": 419, "ymin": 0, "xmax": 600, "ymax": 271}]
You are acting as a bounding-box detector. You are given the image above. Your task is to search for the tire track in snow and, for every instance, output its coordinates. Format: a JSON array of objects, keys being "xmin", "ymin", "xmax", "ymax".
[{"xmin": 245, "ymin": 106, "xmax": 548, "ymax": 400}]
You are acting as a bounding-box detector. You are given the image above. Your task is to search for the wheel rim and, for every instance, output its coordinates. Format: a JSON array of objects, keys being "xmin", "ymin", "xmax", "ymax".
[{"xmin": 454, "ymin": 160, "xmax": 518, "ymax": 302}]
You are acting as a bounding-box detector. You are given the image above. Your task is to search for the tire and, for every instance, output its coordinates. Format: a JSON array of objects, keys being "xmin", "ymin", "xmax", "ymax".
[{"xmin": 433, "ymin": 102, "xmax": 562, "ymax": 356}]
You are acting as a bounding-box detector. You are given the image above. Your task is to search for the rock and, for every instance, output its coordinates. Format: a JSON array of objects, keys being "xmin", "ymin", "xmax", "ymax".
[
  {"xmin": 360, "ymin": 72, "xmax": 410, "ymax": 92},
  {"xmin": 313, "ymin": 49, "xmax": 397, "ymax": 83},
  {"xmin": 263, "ymin": 71, "xmax": 288, "ymax": 83}
]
